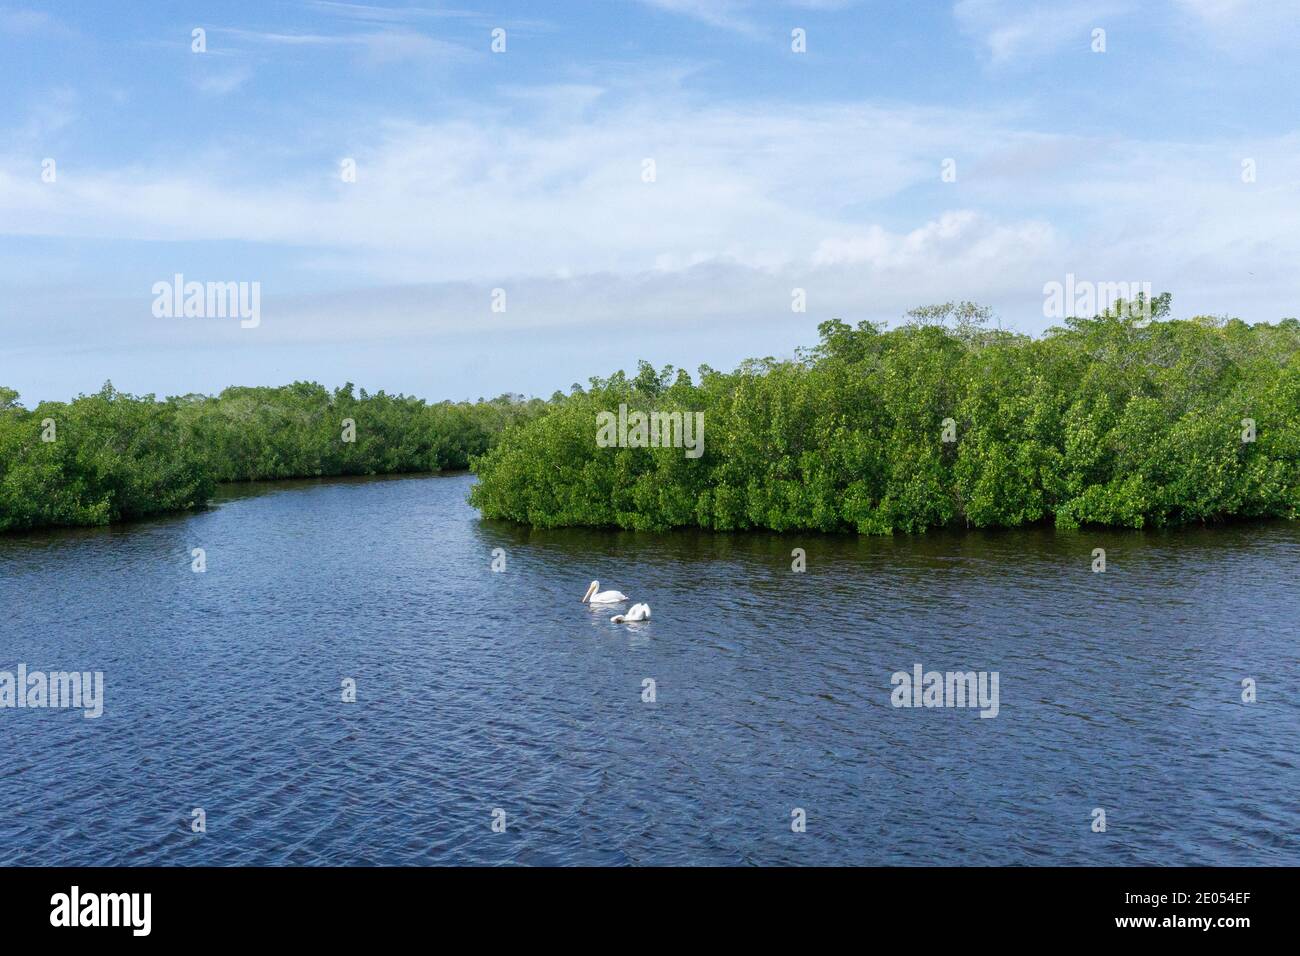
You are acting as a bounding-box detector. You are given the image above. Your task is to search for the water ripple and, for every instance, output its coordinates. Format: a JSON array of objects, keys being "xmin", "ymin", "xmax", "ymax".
[{"xmin": 1, "ymin": 473, "xmax": 1297, "ymax": 865}]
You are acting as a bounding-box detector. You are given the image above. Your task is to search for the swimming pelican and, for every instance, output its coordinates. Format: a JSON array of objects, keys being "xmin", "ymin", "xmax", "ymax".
[
  {"xmin": 611, "ymin": 602, "xmax": 651, "ymax": 624},
  {"xmin": 582, "ymin": 581, "xmax": 627, "ymax": 604}
]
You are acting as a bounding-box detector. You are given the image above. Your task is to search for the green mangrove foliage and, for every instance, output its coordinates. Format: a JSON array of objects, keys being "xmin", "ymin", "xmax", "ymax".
[
  {"xmin": 0, "ymin": 383, "xmax": 213, "ymax": 532},
  {"xmin": 169, "ymin": 383, "xmax": 542, "ymax": 481},
  {"xmin": 469, "ymin": 298, "xmax": 1300, "ymax": 532},
  {"xmin": 0, "ymin": 382, "xmax": 543, "ymax": 532}
]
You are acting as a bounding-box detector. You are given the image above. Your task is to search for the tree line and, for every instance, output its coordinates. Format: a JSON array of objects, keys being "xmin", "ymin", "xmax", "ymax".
[
  {"xmin": 7, "ymin": 296, "xmax": 1298, "ymax": 535},
  {"xmin": 469, "ymin": 296, "xmax": 1300, "ymax": 533},
  {"xmin": 0, "ymin": 382, "xmax": 544, "ymax": 532}
]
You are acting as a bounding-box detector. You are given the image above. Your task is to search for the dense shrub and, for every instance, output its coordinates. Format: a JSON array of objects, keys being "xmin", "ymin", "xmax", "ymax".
[
  {"xmin": 470, "ymin": 297, "xmax": 1300, "ymax": 532},
  {"xmin": 0, "ymin": 382, "xmax": 542, "ymax": 532}
]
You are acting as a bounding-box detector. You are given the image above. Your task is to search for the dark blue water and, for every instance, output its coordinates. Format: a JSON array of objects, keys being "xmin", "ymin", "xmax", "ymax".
[{"xmin": 1, "ymin": 473, "xmax": 1297, "ymax": 865}]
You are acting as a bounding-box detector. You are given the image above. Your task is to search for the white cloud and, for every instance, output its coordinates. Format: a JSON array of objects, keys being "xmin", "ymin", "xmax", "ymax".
[
  {"xmin": 1172, "ymin": 0, "xmax": 1248, "ymax": 21},
  {"xmin": 634, "ymin": 0, "xmax": 761, "ymax": 35},
  {"xmin": 954, "ymin": 0, "xmax": 1121, "ymax": 63},
  {"xmin": 631, "ymin": 0, "xmax": 867, "ymax": 36},
  {"xmin": 217, "ymin": 26, "xmax": 472, "ymax": 64},
  {"xmin": 956, "ymin": 0, "xmax": 1300, "ymax": 62},
  {"xmin": 812, "ymin": 211, "xmax": 1057, "ymax": 270},
  {"xmin": 1170, "ymin": 0, "xmax": 1300, "ymax": 50},
  {"xmin": 304, "ymin": 1, "xmax": 479, "ymax": 22},
  {"xmin": 194, "ymin": 66, "xmax": 253, "ymax": 96},
  {"xmin": 8, "ymin": 87, "xmax": 78, "ymax": 149},
  {"xmin": 3, "ymin": 91, "xmax": 1299, "ymax": 349},
  {"xmin": 0, "ymin": 7, "xmax": 77, "ymax": 37},
  {"xmin": 2, "ymin": 100, "xmax": 1000, "ymax": 279}
]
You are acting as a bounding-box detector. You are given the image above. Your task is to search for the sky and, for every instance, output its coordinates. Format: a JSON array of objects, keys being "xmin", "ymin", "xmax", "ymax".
[{"xmin": 1, "ymin": 0, "xmax": 1298, "ymax": 404}]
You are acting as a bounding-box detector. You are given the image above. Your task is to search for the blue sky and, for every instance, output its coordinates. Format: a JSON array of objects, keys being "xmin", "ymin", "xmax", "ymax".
[{"xmin": 2, "ymin": 0, "xmax": 1299, "ymax": 403}]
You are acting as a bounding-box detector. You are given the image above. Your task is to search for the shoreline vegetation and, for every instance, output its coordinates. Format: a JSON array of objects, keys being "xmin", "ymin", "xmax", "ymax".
[
  {"xmin": 0, "ymin": 382, "xmax": 543, "ymax": 533},
  {"xmin": 4, "ymin": 297, "xmax": 1298, "ymax": 535},
  {"xmin": 471, "ymin": 297, "xmax": 1300, "ymax": 533}
]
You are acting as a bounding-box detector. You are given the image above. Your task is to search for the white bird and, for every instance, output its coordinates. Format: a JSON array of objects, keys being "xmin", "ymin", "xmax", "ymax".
[
  {"xmin": 611, "ymin": 603, "xmax": 651, "ymax": 624},
  {"xmin": 582, "ymin": 580, "xmax": 627, "ymax": 604}
]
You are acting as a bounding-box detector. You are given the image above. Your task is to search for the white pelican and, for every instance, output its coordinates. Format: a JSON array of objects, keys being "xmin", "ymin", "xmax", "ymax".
[
  {"xmin": 611, "ymin": 603, "xmax": 651, "ymax": 624},
  {"xmin": 582, "ymin": 581, "xmax": 627, "ymax": 604}
]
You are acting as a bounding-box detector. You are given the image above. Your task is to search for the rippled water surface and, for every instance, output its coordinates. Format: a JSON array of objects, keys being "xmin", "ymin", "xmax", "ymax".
[{"xmin": 2, "ymin": 473, "xmax": 1297, "ymax": 865}]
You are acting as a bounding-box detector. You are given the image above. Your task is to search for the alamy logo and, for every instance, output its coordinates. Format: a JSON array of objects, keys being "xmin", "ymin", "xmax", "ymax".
[
  {"xmin": 890, "ymin": 664, "xmax": 1000, "ymax": 718},
  {"xmin": 1042, "ymin": 274, "xmax": 1152, "ymax": 323},
  {"xmin": 152, "ymin": 273, "xmax": 261, "ymax": 328},
  {"xmin": 596, "ymin": 404, "xmax": 704, "ymax": 459},
  {"xmin": 0, "ymin": 665, "xmax": 104, "ymax": 719},
  {"xmin": 50, "ymin": 886, "xmax": 151, "ymax": 936}
]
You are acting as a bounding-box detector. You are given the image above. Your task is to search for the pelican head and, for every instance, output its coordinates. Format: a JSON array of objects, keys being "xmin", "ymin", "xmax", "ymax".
[{"xmin": 583, "ymin": 581, "xmax": 628, "ymax": 604}]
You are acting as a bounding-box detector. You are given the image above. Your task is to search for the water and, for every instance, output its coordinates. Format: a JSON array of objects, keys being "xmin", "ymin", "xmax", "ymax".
[{"xmin": 1, "ymin": 473, "xmax": 1296, "ymax": 866}]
